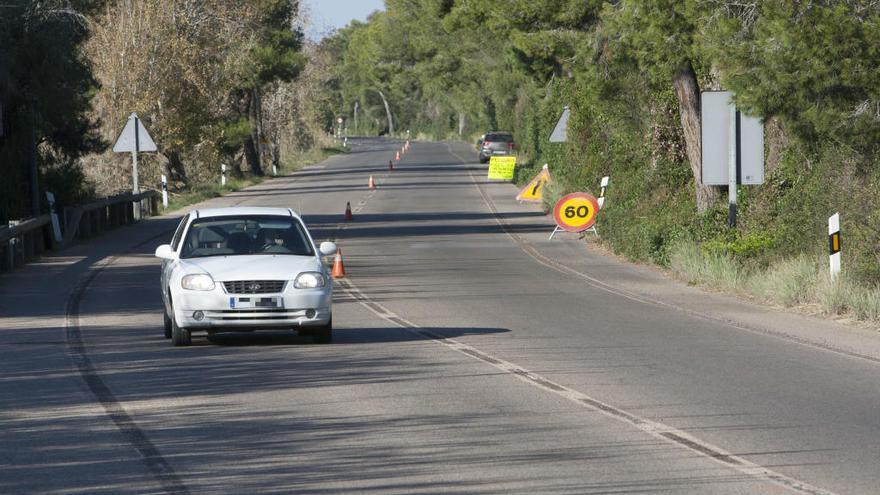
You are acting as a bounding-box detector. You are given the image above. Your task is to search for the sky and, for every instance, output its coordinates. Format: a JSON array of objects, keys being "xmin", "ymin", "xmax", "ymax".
[{"xmin": 303, "ymin": 0, "xmax": 386, "ymax": 41}]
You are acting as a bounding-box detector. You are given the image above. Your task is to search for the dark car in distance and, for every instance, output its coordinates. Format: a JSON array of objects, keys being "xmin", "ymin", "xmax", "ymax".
[{"xmin": 478, "ymin": 132, "xmax": 515, "ymax": 163}]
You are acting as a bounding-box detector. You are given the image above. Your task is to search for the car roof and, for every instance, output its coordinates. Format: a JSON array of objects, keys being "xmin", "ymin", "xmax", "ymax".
[{"xmin": 190, "ymin": 206, "xmax": 300, "ymax": 220}]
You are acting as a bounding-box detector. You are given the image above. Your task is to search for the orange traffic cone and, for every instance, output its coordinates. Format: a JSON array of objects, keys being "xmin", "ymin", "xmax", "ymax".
[
  {"xmin": 395, "ymin": 151, "xmax": 400, "ymax": 161},
  {"xmin": 401, "ymin": 146, "xmax": 406, "ymax": 155},
  {"xmin": 389, "ymin": 160, "xmax": 394, "ymax": 171},
  {"xmin": 368, "ymin": 175, "xmax": 376, "ymax": 189},
  {"xmin": 344, "ymin": 201, "xmax": 353, "ymax": 221},
  {"xmin": 405, "ymin": 140, "xmax": 410, "ymax": 150},
  {"xmin": 331, "ymin": 248, "xmax": 346, "ymax": 278}
]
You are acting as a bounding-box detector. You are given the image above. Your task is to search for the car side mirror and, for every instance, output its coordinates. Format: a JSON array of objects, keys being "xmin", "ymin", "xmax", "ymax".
[
  {"xmin": 155, "ymin": 244, "xmax": 176, "ymax": 260},
  {"xmin": 319, "ymin": 241, "xmax": 337, "ymax": 257}
]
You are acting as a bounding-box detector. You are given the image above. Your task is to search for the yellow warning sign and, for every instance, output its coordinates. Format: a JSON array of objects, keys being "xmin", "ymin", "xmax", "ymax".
[
  {"xmin": 516, "ymin": 165, "xmax": 551, "ymax": 203},
  {"xmin": 488, "ymin": 156, "xmax": 516, "ymax": 180}
]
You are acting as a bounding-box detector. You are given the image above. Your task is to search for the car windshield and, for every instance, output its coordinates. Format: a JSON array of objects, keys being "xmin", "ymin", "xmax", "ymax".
[
  {"xmin": 485, "ymin": 133, "xmax": 513, "ymax": 142},
  {"xmin": 180, "ymin": 215, "xmax": 314, "ymax": 258}
]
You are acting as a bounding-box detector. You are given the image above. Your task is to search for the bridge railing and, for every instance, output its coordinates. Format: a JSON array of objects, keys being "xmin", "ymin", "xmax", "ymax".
[
  {"xmin": 0, "ymin": 215, "xmax": 52, "ymax": 273},
  {"xmin": 0, "ymin": 190, "xmax": 159, "ymax": 274}
]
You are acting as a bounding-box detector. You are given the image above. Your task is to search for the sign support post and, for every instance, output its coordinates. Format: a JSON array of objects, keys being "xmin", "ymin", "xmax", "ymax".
[
  {"xmin": 728, "ymin": 106, "xmax": 738, "ymax": 227},
  {"xmin": 113, "ymin": 113, "xmax": 157, "ymax": 220},
  {"xmin": 131, "ymin": 117, "xmax": 141, "ymax": 219}
]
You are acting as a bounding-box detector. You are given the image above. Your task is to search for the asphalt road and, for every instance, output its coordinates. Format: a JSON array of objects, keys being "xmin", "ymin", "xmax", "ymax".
[{"xmin": 2, "ymin": 138, "xmax": 880, "ymax": 494}]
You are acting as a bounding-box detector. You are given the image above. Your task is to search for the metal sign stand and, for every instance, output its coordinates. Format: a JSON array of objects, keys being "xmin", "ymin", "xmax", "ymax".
[
  {"xmin": 112, "ymin": 113, "xmax": 157, "ymax": 220},
  {"xmin": 728, "ymin": 108, "xmax": 738, "ymax": 227}
]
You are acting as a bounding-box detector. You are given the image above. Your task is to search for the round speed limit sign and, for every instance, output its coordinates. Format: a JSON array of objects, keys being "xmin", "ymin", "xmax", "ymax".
[{"xmin": 553, "ymin": 192, "xmax": 600, "ymax": 232}]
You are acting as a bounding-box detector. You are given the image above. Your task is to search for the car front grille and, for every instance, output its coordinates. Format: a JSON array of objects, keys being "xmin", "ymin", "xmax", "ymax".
[{"xmin": 223, "ymin": 280, "xmax": 286, "ymax": 294}]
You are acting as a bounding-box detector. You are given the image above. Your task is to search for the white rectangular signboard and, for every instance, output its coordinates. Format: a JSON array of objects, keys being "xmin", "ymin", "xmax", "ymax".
[
  {"xmin": 701, "ymin": 91, "xmax": 764, "ymax": 186},
  {"xmin": 549, "ymin": 106, "xmax": 570, "ymax": 143}
]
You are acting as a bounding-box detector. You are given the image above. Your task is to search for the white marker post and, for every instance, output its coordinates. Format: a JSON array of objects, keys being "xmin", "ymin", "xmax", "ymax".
[
  {"xmin": 598, "ymin": 176, "xmax": 609, "ymax": 209},
  {"xmin": 45, "ymin": 192, "xmax": 62, "ymax": 244},
  {"xmin": 221, "ymin": 164, "xmax": 227, "ymax": 187},
  {"xmin": 113, "ymin": 113, "xmax": 157, "ymax": 220},
  {"xmin": 160, "ymin": 174, "xmax": 168, "ymax": 209},
  {"xmin": 829, "ymin": 213, "xmax": 841, "ymax": 278}
]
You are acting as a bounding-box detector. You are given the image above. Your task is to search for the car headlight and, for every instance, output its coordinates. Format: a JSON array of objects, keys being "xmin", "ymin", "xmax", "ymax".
[
  {"xmin": 181, "ymin": 273, "xmax": 215, "ymax": 291},
  {"xmin": 294, "ymin": 272, "xmax": 326, "ymax": 289}
]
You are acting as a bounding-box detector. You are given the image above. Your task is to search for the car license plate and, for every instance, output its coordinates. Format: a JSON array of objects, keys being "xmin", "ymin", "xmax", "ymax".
[{"xmin": 229, "ymin": 296, "xmax": 282, "ymax": 309}]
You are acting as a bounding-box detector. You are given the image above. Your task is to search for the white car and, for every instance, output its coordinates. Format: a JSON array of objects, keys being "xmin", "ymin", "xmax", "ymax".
[{"xmin": 155, "ymin": 207, "xmax": 337, "ymax": 346}]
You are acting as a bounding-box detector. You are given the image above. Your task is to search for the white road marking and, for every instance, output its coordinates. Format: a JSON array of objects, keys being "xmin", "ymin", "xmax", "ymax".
[{"xmin": 336, "ymin": 277, "xmax": 834, "ymax": 495}]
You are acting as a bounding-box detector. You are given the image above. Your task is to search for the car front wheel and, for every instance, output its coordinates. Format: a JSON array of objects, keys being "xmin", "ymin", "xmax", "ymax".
[
  {"xmin": 163, "ymin": 308, "xmax": 172, "ymax": 339},
  {"xmin": 170, "ymin": 303, "xmax": 191, "ymax": 347}
]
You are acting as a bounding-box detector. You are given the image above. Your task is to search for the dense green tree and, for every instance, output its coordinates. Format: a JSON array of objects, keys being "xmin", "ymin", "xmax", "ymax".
[
  {"xmin": 601, "ymin": 0, "xmax": 722, "ymax": 211},
  {"xmin": 704, "ymin": 1, "xmax": 880, "ymax": 155},
  {"xmin": 226, "ymin": 0, "xmax": 306, "ymax": 176},
  {"xmin": 0, "ymin": 0, "xmax": 105, "ymax": 221}
]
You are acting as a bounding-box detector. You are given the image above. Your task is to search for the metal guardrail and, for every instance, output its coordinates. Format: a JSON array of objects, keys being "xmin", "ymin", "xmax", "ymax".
[
  {"xmin": 0, "ymin": 190, "xmax": 159, "ymax": 274},
  {"xmin": 61, "ymin": 190, "xmax": 159, "ymax": 244},
  {"xmin": 0, "ymin": 215, "xmax": 52, "ymax": 273}
]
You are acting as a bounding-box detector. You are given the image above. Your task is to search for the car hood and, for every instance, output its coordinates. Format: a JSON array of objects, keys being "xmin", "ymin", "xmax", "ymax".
[{"xmin": 179, "ymin": 255, "xmax": 322, "ymax": 281}]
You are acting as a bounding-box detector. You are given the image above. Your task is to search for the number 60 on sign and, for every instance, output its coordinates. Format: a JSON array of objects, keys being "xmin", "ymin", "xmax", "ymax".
[{"xmin": 553, "ymin": 192, "xmax": 600, "ymax": 232}]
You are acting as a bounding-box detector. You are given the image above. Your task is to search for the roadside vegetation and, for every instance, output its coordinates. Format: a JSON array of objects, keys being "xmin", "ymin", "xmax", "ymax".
[
  {"xmin": 1, "ymin": 0, "xmax": 340, "ymax": 221},
  {"xmin": 163, "ymin": 145, "xmax": 346, "ymax": 213},
  {"xmin": 2, "ymin": 1, "xmax": 879, "ymax": 324},
  {"xmin": 316, "ymin": 0, "xmax": 880, "ymax": 325}
]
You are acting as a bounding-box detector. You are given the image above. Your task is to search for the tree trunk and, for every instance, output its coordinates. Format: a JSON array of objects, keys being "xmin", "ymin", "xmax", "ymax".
[
  {"xmin": 253, "ymin": 87, "xmax": 266, "ymax": 166},
  {"xmin": 28, "ymin": 110, "xmax": 40, "ymax": 216},
  {"xmin": 672, "ymin": 61, "xmax": 720, "ymax": 212},
  {"xmin": 164, "ymin": 150, "xmax": 188, "ymax": 186},
  {"xmin": 243, "ymin": 136, "xmax": 262, "ymax": 176},
  {"xmin": 765, "ymin": 116, "xmax": 787, "ymax": 174},
  {"xmin": 377, "ymin": 90, "xmax": 394, "ymax": 136},
  {"xmin": 458, "ymin": 112, "xmax": 466, "ymax": 136},
  {"xmin": 244, "ymin": 88, "xmax": 263, "ymax": 176}
]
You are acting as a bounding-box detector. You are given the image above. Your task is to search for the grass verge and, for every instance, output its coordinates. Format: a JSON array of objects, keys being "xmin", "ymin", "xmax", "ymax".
[{"xmin": 668, "ymin": 240, "xmax": 880, "ymax": 324}]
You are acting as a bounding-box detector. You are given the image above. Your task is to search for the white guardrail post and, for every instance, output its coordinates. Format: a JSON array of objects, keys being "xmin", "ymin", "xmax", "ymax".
[
  {"xmin": 161, "ymin": 174, "xmax": 169, "ymax": 209},
  {"xmin": 829, "ymin": 212, "xmax": 841, "ymax": 278},
  {"xmin": 45, "ymin": 192, "xmax": 63, "ymax": 244}
]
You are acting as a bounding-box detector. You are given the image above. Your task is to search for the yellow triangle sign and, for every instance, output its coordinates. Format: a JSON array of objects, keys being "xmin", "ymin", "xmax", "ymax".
[{"xmin": 516, "ymin": 165, "xmax": 552, "ymax": 203}]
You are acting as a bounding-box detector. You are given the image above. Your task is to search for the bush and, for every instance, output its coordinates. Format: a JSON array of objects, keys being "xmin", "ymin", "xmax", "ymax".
[
  {"xmin": 749, "ymin": 255, "xmax": 819, "ymax": 307},
  {"xmin": 669, "ymin": 240, "xmax": 747, "ymax": 292},
  {"xmin": 540, "ymin": 179, "xmax": 567, "ymax": 214},
  {"xmin": 703, "ymin": 232, "xmax": 775, "ymax": 260}
]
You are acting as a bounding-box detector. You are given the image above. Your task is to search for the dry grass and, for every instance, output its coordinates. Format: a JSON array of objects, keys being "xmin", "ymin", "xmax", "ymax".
[{"xmin": 669, "ymin": 241, "xmax": 880, "ymax": 324}]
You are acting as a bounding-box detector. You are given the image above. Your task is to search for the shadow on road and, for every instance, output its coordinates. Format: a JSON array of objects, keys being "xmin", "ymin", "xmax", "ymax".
[{"xmin": 203, "ymin": 326, "xmax": 509, "ymax": 346}]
